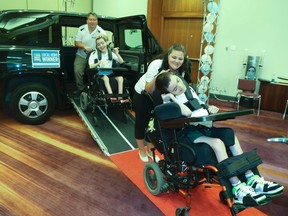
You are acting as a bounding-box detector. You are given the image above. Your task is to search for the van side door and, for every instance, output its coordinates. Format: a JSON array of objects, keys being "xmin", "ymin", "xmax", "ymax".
[{"xmin": 112, "ymin": 15, "xmax": 162, "ymax": 84}]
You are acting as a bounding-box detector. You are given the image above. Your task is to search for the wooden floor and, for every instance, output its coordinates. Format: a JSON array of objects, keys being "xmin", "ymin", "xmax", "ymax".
[
  {"xmin": 0, "ymin": 100, "xmax": 287, "ymax": 216},
  {"xmin": 0, "ymin": 109, "xmax": 163, "ymax": 216}
]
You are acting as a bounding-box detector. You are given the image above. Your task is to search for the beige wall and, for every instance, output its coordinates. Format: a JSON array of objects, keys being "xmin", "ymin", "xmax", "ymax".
[
  {"xmin": 0, "ymin": 0, "xmax": 92, "ymax": 13},
  {"xmin": 1, "ymin": 0, "xmax": 28, "ymax": 9},
  {"xmin": 210, "ymin": 0, "xmax": 288, "ymax": 97},
  {"xmin": 92, "ymin": 0, "xmax": 147, "ymax": 18}
]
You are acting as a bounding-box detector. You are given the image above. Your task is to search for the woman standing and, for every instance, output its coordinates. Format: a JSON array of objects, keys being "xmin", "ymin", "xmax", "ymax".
[{"xmin": 133, "ymin": 43, "xmax": 191, "ymax": 162}]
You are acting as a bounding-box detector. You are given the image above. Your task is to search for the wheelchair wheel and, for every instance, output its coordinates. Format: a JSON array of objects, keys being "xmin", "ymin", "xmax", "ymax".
[
  {"xmin": 219, "ymin": 190, "xmax": 228, "ymax": 205},
  {"xmin": 143, "ymin": 162, "xmax": 165, "ymax": 195},
  {"xmin": 80, "ymin": 92, "xmax": 89, "ymax": 111}
]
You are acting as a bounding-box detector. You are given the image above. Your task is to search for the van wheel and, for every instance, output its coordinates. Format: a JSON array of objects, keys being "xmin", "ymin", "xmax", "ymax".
[{"xmin": 10, "ymin": 83, "xmax": 55, "ymax": 125}]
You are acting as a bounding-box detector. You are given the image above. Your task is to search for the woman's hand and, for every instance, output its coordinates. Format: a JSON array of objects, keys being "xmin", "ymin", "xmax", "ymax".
[
  {"xmin": 145, "ymin": 69, "xmax": 170, "ymax": 94},
  {"xmin": 84, "ymin": 45, "xmax": 92, "ymax": 53},
  {"xmin": 208, "ymin": 105, "xmax": 219, "ymax": 114}
]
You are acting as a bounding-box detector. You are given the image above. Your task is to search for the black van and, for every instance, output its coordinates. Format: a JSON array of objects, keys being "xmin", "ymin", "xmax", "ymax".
[{"xmin": 0, "ymin": 10, "xmax": 162, "ymax": 124}]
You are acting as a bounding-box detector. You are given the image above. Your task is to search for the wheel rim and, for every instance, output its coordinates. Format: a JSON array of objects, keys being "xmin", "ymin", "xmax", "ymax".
[
  {"xmin": 18, "ymin": 91, "xmax": 48, "ymax": 119},
  {"xmin": 80, "ymin": 92, "xmax": 89, "ymax": 110},
  {"xmin": 145, "ymin": 167, "xmax": 157, "ymax": 190}
]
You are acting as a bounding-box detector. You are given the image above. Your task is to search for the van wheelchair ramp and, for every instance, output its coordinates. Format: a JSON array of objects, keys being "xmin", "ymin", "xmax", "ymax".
[{"xmin": 70, "ymin": 97, "xmax": 137, "ymax": 156}]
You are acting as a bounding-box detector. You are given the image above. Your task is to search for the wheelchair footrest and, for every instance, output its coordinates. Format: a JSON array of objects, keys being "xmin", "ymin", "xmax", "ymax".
[
  {"xmin": 216, "ymin": 149, "xmax": 262, "ymax": 179},
  {"xmin": 239, "ymin": 195, "xmax": 270, "ymax": 206},
  {"xmin": 232, "ymin": 199, "xmax": 270, "ymax": 215},
  {"xmin": 235, "ymin": 197, "xmax": 271, "ymax": 208}
]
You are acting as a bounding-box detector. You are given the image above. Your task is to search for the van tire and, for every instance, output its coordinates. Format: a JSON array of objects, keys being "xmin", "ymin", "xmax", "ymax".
[{"xmin": 10, "ymin": 83, "xmax": 55, "ymax": 125}]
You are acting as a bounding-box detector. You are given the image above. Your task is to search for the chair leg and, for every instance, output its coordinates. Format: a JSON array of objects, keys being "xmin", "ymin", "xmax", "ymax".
[
  {"xmin": 257, "ymin": 97, "xmax": 261, "ymax": 116},
  {"xmin": 237, "ymin": 97, "xmax": 240, "ymax": 110},
  {"xmin": 283, "ymin": 100, "xmax": 288, "ymax": 120}
]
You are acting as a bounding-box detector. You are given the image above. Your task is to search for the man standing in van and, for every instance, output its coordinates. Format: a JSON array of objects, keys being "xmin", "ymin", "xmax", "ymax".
[{"xmin": 73, "ymin": 12, "xmax": 107, "ymax": 94}]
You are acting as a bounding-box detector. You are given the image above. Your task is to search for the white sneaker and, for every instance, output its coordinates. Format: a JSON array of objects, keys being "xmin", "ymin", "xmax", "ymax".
[
  {"xmin": 138, "ymin": 151, "xmax": 148, "ymax": 162},
  {"xmin": 146, "ymin": 152, "xmax": 160, "ymax": 163},
  {"xmin": 247, "ymin": 175, "xmax": 284, "ymax": 195},
  {"xmin": 232, "ymin": 182, "xmax": 266, "ymax": 205}
]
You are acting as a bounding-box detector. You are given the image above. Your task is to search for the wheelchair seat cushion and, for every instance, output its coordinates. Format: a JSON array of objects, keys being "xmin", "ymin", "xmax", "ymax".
[{"xmin": 178, "ymin": 136, "xmax": 219, "ymax": 166}]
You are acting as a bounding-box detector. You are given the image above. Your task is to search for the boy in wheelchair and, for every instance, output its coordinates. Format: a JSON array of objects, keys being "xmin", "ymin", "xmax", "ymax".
[
  {"xmin": 79, "ymin": 35, "xmax": 131, "ymax": 116},
  {"xmin": 151, "ymin": 72, "xmax": 284, "ymax": 206},
  {"xmin": 88, "ymin": 34, "xmax": 129, "ymax": 103}
]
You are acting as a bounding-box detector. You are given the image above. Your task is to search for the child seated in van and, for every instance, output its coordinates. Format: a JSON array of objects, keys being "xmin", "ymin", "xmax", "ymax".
[{"xmin": 88, "ymin": 34, "xmax": 125, "ymax": 101}]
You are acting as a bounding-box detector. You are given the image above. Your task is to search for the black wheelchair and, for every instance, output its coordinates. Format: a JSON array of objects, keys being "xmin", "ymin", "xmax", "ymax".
[
  {"xmin": 143, "ymin": 102, "xmax": 274, "ymax": 216},
  {"xmin": 79, "ymin": 67, "xmax": 132, "ymax": 125}
]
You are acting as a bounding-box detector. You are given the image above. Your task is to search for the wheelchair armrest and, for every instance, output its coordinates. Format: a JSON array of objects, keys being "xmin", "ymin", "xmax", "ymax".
[{"xmin": 120, "ymin": 62, "xmax": 132, "ymax": 70}]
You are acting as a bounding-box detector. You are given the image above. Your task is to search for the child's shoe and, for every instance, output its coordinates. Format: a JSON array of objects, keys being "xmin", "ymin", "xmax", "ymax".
[
  {"xmin": 232, "ymin": 182, "xmax": 267, "ymax": 205},
  {"xmin": 247, "ymin": 175, "xmax": 284, "ymax": 196}
]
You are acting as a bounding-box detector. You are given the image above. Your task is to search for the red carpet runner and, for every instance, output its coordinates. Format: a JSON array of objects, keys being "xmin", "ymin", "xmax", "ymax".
[{"xmin": 110, "ymin": 149, "xmax": 267, "ymax": 216}]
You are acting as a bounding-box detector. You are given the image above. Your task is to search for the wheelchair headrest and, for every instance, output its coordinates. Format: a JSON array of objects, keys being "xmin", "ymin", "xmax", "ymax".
[{"xmin": 154, "ymin": 102, "xmax": 183, "ymax": 121}]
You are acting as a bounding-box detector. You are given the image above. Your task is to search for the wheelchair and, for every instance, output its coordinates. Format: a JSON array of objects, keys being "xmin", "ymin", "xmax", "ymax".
[
  {"xmin": 143, "ymin": 102, "xmax": 274, "ymax": 216},
  {"xmin": 79, "ymin": 67, "xmax": 132, "ymax": 125}
]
